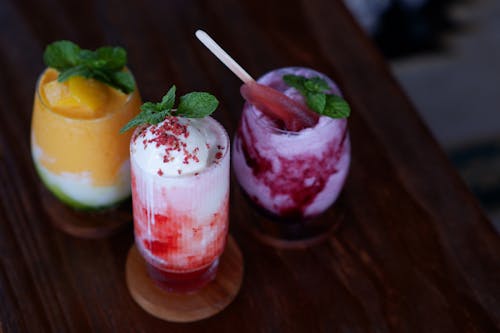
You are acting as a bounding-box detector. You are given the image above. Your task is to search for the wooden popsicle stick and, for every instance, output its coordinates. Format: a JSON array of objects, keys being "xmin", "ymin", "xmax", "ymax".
[{"xmin": 195, "ymin": 30, "xmax": 254, "ymax": 84}]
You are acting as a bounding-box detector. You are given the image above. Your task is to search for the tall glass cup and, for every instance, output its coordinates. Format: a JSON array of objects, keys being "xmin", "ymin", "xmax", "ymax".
[
  {"xmin": 232, "ymin": 67, "xmax": 350, "ymax": 243},
  {"xmin": 31, "ymin": 68, "xmax": 141, "ymax": 210},
  {"xmin": 130, "ymin": 116, "xmax": 230, "ymax": 293}
]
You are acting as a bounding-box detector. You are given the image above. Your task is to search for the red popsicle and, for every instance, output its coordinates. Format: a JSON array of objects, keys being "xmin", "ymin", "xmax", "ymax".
[
  {"xmin": 241, "ymin": 81, "xmax": 319, "ymax": 132},
  {"xmin": 195, "ymin": 30, "xmax": 318, "ymax": 131}
]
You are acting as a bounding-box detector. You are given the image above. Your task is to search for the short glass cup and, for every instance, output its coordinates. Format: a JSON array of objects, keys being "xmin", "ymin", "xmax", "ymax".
[
  {"xmin": 232, "ymin": 67, "xmax": 351, "ymax": 244},
  {"xmin": 130, "ymin": 116, "xmax": 230, "ymax": 293},
  {"xmin": 31, "ymin": 68, "xmax": 141, "ymax": 210}
]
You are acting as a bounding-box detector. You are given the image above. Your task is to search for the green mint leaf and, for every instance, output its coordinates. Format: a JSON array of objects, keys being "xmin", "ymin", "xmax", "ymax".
[
  {"xmin": 120, "ymin": 105, "xmax": 169, "ymax": 133},
  {"xmin": 43, "ymin": 40, "xmax": 80, "ymax": 70},
  {"xmin": 87, "ymin": 68, "xmax": 112, "ymax": 83},
  {"xmin": 160, "ymin": 85, "xmax": 176, "ymax": 110},
  {"xmin": 139, "ymin": 102, "xmax": 158, "ymax": 113},
  {"xmin": 283, "ymin": 74, "xmax": 350, "ymax": 119},
  {"xmin": 177, "ymin": 92, "xmax": 218, "ymax": 118},
  {"xmin": 120, "ymin": 106, "xmax": 170, "ymax": 134},
  {"xmin": 148, "ymin": 111, "xmax": 170, "ymax": 124},
  {"xmin": 120, "ymin": 87, "xmax": 219, "ymax": 133},
  {"xmin": 95, "ymin": 47, "xmax": 127, "ymax": 71},
  {"xmin": 139, "ymin": 98, "xmax": 173, "ymax": 124},
  {"xmin": 119, "ymin": 113, "xmax": 149, "ymax": 134},
  {"xmin": 283, "ymin": 74, "xmax": 329, "ymax": 94},
  {"xmin": 304, "ymin": 77, "xmax": 329, "ymax": 93},
  {"xmin": 306, "ymin": 92, "xmax": 326, "ymax": 113},
  {"xmin": 323, "ymin": 94, "xmax": 351, "ymax": 118},
  {"xmin": 121, "ymin": 87, "xmax": 176, "ymax": 133},
  {"xmin": 78, "ymin": 49, "xmax": 94, "ymax": 61},
  {"xmin": 110, "ymin": 71, "xmax": 135, "ymax": 94},
  {"xmin": 43, "ymin": 40, "xmax": 134, "ymax": 94},
  {"xmin": 283, "ymin": 74, "xmax": 307, "ymax": 94},
  {"xmin": 57, "ymin": 65, "xmax": 89, "ymax": 82}
]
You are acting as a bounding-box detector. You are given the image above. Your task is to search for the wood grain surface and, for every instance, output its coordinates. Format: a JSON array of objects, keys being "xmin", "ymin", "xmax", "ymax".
[
  {"xmin": 0, "ymin": 0, "xmax": 499, "ymax": 332},
  {"xmin": 39, "ymin": 187, "xmax": 132, "ymax": 239}
]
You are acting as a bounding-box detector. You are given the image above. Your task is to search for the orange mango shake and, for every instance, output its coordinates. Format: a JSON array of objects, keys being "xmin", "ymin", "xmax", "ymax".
[{"xmin": 31, "ymin": 68, "xmax": 141, "ymax": 209}]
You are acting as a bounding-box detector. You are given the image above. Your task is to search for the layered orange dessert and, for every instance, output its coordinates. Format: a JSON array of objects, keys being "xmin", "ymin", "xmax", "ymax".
[{"xmin": 31, "ymin": 41, "xmax": 141, "ymax": 209}]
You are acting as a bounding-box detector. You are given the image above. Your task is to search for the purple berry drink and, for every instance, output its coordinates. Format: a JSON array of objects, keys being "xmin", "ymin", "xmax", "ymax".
[{"xmin": 232, "ymin": 67, "xmax": 350, "ymax": 241}]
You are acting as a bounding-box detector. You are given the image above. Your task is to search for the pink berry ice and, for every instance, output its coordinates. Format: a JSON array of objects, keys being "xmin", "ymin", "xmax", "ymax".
[
  {"xmin": 131, "ymin": 116, "xmax": 229, "ymax": 275},
  {"xmin": 233, "ymin": 67, "xmax": 350, "ymax": 219}
]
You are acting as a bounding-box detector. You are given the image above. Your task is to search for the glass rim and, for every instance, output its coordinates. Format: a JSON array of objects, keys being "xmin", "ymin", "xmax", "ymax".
[
  {"xmin": 35, "ymin": 68, "xmax": 136, "ymax": 123},
  {"xmin": 247, "ymin": 103, "xmax": 338, "ymax": 136},
  {"xmin": 130, "ymin": 115, "xmax": 230, "ymax": 179},
  {"xmin": 246, "ymin": 66, "xmax": 344, "ymax": 135}
]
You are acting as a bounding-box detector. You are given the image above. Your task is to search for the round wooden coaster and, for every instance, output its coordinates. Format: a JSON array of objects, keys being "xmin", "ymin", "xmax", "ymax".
[
  {"xmin": 40, "ymin": 186, "xmax": 132, "ymax": 239},
  {"xmin": 126, "ymin": 235, "xmax": 244, "ymax": 323}
]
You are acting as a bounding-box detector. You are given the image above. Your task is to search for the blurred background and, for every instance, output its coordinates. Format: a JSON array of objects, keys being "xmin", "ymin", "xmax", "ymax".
[{"xmin": 345, "ymin": 0, "xmax": 500, "ymax": 232}]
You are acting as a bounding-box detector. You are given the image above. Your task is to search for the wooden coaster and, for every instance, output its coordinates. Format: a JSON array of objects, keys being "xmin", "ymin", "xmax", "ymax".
[
  {"xmin": 40, "ymin": 186, "xmax": 132, "ymax": 239},
  {"xmin": 126, "ymin": 235, "xmax": 244, "ymax": 323}
]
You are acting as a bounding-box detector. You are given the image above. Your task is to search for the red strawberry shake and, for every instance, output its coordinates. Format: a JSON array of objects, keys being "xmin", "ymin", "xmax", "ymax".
[{"xmin": 130, "ymin": 116, "xmax": 229, "ymax": 292}]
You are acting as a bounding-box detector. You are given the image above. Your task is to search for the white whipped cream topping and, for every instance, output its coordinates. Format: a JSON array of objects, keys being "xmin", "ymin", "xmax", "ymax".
[{"xmin": 131, "ymin": 117, "xmax": 219, "ymax": 177}]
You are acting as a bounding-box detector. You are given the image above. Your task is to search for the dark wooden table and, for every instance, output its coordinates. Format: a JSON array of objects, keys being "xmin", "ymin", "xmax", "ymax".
[{"xmin": 1, "ymin": 0, "xmax": 499, "ymax": 332}]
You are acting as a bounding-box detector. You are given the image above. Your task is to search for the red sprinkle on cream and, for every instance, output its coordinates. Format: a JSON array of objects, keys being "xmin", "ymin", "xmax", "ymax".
[{"xmin": 138, "ymin": 117, "xmax": 204, "ymax": 167}]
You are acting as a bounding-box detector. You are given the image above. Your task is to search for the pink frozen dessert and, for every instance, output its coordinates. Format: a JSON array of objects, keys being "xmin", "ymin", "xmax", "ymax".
[
  {"xmin": 125, "ymin": 87, "xmax": 229, "ymax": 292},
  {"xmin": 233, "ymin": 67, "xmax": 350, "ymax": 220}
]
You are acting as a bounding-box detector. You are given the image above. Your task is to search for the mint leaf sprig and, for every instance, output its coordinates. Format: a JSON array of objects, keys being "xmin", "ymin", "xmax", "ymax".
[
  {"xmin": 283, "ymin": 74, "xmax": 350, "ymax": 119},
  {"xmin": 43, "ymin": 40, "xmax": 135, "ymax": 94},
  {"xmin": 120, "ymin": 85, "xmax": 219, "ymax": 133}
]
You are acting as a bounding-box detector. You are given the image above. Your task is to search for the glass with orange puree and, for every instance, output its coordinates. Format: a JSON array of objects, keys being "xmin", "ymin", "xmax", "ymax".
[{"xmin": 31, "ymin": 45, "xmax": 141, "ymax": 210}]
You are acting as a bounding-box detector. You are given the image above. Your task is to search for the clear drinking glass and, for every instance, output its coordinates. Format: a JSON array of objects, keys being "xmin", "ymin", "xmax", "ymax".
[
  {"xmin": 130, "ymin": 116, "xmax": 230, "ymax": 292},
  {"xmin": 232, "ymin": 67, "xmax": 351, "ymax": 243},
  {"xmin": 31, "ymin": 68, "xmax": 141, "ymax": 210}
]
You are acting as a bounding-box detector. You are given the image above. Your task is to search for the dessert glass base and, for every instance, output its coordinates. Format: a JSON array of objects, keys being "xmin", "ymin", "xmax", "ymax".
[
  {"xmin": 126, "ymin": 235, "xmax": 243, "ymax": 322},
  {"xmin": 145, "ymin": 258, "xmax": 219, "ymax": 293},
  {"xmin": 39, "ymin": 185, "xmax": 131, "ymax": 238},
  {"xmin": 239, "ymin": 189, "xmax": 343, "ymax": 249}
]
